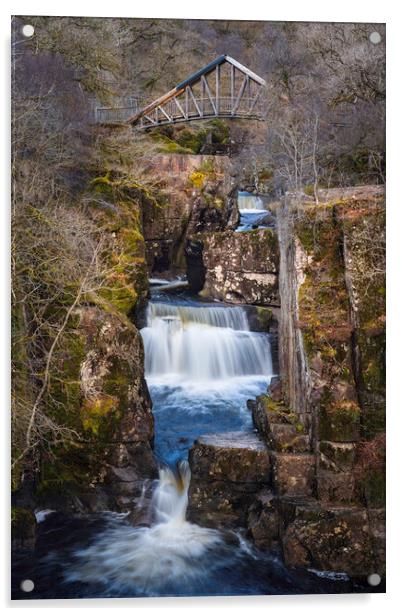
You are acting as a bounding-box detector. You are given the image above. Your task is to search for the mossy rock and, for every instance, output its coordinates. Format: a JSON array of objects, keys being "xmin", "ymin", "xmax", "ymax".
[
  {"xmin": 81, "ymin": 394, "xmax": 120, "ymax": 438},
  {"xmin": 319, "ymin": 400, "xmax": 361, "ymax": 442},
  {"xmin": 11, "ymin": 507, "xmax": 36, "ymax": 550},
  {"xmin": 357, "ymin": 470, "xmax": 386, "ymax": 508}
]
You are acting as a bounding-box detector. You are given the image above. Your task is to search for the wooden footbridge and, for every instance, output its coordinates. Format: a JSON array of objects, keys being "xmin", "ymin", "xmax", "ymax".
[{"xmin": 95, "ymin": 55, "xmax": 266, "ymax": 128}]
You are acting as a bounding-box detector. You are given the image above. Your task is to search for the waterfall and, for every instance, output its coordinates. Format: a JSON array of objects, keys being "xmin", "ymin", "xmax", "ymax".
[
  {"xmin": 152, "ymin": 461, "xmax": 191, "ymax": 524},
  {"xmin": 140, "ymin": 301, "xmax": 272, "ymax": 381},
  {"xmin": 65, "ymin": 461, "xmax": 227, "ymax": 594},
  {"xmin": 65, "ymin": 295, "xmax": 275, "ymax": 595},
  {"xmin": 237, "ymin": 191, "xmax": 266, "ymax": 211},
  {"xmin": 236, "ymin": 191, "xmax": 273, "ymax": 232}
]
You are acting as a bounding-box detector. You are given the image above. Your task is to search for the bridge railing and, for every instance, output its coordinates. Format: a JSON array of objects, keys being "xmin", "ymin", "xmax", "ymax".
[
  {"xmin": 95, "ymin": 106, "xmax": 137, "ymax": 124},
  {"xmin": 95, "ymin": 95, "xmax": 265, "ymax": 125}
]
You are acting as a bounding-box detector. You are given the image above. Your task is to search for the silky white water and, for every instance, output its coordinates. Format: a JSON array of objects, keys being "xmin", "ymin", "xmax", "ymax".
[
  {"xmin": 236, "ymin": 191, "xmax": 272, "ymax": 232},
  {"xmin": 237, "ymin": 191, "xmax": 265, "ymax": 211},
  {"xmin": 65, "ymin": 462, "xmax": 228, "ymax": 594},
  {"xmin": 141, "ymin": 301, "xmax": 272, "ymax": 381}
]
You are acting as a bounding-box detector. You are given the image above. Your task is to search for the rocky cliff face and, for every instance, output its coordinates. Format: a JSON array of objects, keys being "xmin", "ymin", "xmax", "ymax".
[
  {"xmin": 141, "ymin": 154, "xmax": 237, "ymax": 273},
  {"xmin": 12, "ymin": 173, "xmax": 157, "ymax": 527},
  {"xmin": 187, "ymin": 185, "xmax": 385, "ymax": 579},
  {"xmin": 53, "ymin": 305, "xmax": 157, "ymax": 513},
  {"xmin": 266, "ymin": 186, "xmax": 385, "ymax": 575},
  {"xmin": 187, "ymin": 228, "xmax": 280, "ymax": 305}
]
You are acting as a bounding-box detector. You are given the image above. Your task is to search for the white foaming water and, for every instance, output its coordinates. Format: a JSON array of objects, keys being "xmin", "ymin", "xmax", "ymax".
[
  {"xmin": 140, "ymin": 302, "xmax": 272, "ymax": 381},
  {"xmin": 236, "ymin": 192, "xmax": 272, "ymax": 232},
  {"xmin": 237, "ymin": 192, "xmax": 265, "ymax": 211},
  {"xmin": 66, "ymin": 462, "xmax": 227, "ymax": 594}
]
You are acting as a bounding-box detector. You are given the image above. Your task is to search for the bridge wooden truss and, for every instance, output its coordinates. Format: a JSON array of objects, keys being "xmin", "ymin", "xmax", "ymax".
[{"xmin": 95, "ymin": 55, "xmax": 266, "ymax": 128}]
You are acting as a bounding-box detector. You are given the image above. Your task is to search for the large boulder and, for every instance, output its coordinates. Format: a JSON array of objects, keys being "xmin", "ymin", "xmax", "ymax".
[
  {"xmin": 188, "ymin": 431, "xmax": 271, "ymax": 528},
  {"xmin": 190, "ymin": 228, "xmax": 279, "ymax": 305},
  {"xmin": 37, "ymin": 305, "xmax": 157, "ymax": 513},
  {"xmin": 280, "ymin": 499, "xmax": 385, "ymax": 577}
]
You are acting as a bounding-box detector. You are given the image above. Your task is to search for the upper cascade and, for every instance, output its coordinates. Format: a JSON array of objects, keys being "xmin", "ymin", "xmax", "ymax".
[{"xmin": 141, "ymin": 300, "xmax": 272, "ymax": 381}]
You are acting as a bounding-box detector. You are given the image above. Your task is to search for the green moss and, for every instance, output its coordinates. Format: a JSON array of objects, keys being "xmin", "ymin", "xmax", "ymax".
[
  {"xmin": 81, "ymin": 395, "xmax": 119, "ymax": 437},
  {"xmin": 11, "ymin": 507, "xmax": 36, "ymax": 545},
  {"xmin": 319, "ymin": 399, "xmax": 361, "ymax": 442},
  {"xmin": 98, "ymin": 279, "xmax": 138, "ymax": 313}
]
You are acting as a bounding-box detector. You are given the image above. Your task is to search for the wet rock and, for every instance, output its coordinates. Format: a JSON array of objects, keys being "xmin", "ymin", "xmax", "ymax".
[
  {"xmin": 189, "ymin": 432, "xmax": 271, "ymax": 483},
  {"xmin": 280, "ymin": 499, "xmax": 381, "ymax": 577},
  {"xmin": 188, "ymin": 431, "xmax": 270, "ymax": 528},
  {"xmin": 243, "ymin": 305, "xmax": 277, "ymax": 332},
  {"xmin": 185, "ymin": 238, "xmax": 206, "ymax": 293},
  {"xmin": 247, "ymin": 490, "xmax": 280, "ymax": 549}
]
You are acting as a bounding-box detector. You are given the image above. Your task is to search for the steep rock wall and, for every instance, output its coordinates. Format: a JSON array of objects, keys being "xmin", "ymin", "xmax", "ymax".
[
  {"xmin": 188, "ymin": 228, "xmax": 280, "ymax": 305},
  {"xmin": 187, "ymin": 185, "xmax": 385, "ymax": 579},
  {"xmin": 12, "ymin": 175, "xmax": 157, "ymax": 524},
  {"xmin": 141, "ymin": 154, "xmax": 237, "ymax": 273},
  {"xmin": 272, "ymin": 186, "xmax": 385, "ymax": 575}
]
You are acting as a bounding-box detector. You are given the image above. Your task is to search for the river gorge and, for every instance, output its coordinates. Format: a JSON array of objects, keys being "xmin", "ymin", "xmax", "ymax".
[{"xmin": 11, "ymin": 155, "xmax": 386, "ymax": 599}]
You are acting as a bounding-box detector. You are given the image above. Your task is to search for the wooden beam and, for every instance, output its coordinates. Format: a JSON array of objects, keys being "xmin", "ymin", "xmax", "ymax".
[
  {"xmin": 232, "ymin": 75, "xmax": 248, "ymax": 114},
  {"xmin": 201, "ymin": 75, "xmax": 217, "ymax": 115},
  {"xmin": 127, "ymin": 85, "xmax": 185, "ymax": 123},
  {"xmin": 216, "ymin": 64, "xmax": 220, "ymax": 116},
  {"xmin": 187, "ymin": 85, "xmax": 202, "ymax": 116}
]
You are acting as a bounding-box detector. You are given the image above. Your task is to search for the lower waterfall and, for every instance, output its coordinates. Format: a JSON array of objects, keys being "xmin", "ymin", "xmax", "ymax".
[
  {"xmin": 141, "ymin": 300, "xmax": 272, "ymax": 380},
  {"xmin": 63, "ymin": 293, "xmax": 276, "ymax": 595}
]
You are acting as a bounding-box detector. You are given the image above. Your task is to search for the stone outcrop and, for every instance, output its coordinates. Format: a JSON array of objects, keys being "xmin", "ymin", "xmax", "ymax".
[
  {"xmin": 188, "ymin": 228, "xmax": 279, "ymax": 305},
  {"xmin": 188, "ymin": 431, "xmax": 271, "ymax": 528},
  {"xmin": 141, "ymin": 155, "xmax": 237, "ymax": 273},
  {"xmin": 36, "ymin": 305, "xmax": 157, "ymax": 514},
  {"xmin": 279, "ymin": 500, "xmax": 385, "ymax": 577},
  {"xmin": 269, "ymin": 186, "xmax": 385, "ymax": 576},
  {"xmin": 187, "ymin": 186, "xmax": 385, "ymax": 579}
]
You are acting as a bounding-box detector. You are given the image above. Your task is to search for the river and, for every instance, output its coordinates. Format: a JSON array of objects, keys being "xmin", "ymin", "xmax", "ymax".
[{"xmin": 12, "ymin": 288, "xmax": 364, "ymax": 598}]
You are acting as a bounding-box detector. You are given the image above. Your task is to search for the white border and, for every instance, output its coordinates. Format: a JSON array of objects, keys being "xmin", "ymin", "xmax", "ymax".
[{"xmin": 1, "ymin": 1, "xmax": 401, "ymax": 614}]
